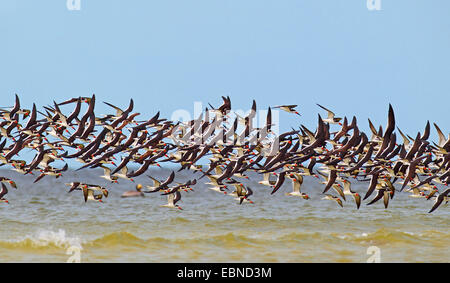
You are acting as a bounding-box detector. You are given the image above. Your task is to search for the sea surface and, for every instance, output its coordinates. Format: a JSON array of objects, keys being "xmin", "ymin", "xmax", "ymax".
[{"xmin": 0, "ymin": 168, "xmax": 448, "ymax": 263}]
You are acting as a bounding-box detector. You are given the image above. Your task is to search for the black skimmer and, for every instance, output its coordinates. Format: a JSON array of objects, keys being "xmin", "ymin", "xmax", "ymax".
[
  {"xmin": 114, "ymin": 166, "xmax": 135, "ymax": 183},
  {"xmin": 273, "ymin": 105, "xmax": 301, "ymax": 116},
  {"xmin": 428, "ymin": 188, "xmax": 450, "ymax": 213},
  {"xmin": 0, "ymin": 94, "xmax": 447, "ymax": 214},
  {"xmin": 145, "ymin": 175, "xmax": 163, "ymax": 192},
  {"xmin": 409, "ymin": 188, "xmax": 426, "ymax": 198},
  {"xmin": 270, "ymin": 171, "xmax": 286, "ymax": 194},
  {"xmin": 0, "ymin": 177, "xmax": 17, "ymax": 189},
  {"xmin": 161, "ymin": 191, "xmax": 182, "ymax": 210},
  {"xmin": 205, "ymin": 175, "xmax": 228, "ymax": 194},
  {"xmin": 322, "ymin": 194, "xmax": 343, "ymax": 207},
  {"xmin": 81, "ymin": 184, "xmax": 109, "ymax": 198},
  {"xmin": 99, "ymin": 165, "xmax": 119, "ymax": 183},
  {"xmin": 286, "ymin": 173, "xmax": 309, "ymax": 199},
  {"xmin": 316, "ymin": 104, "xmax": 342, "ymax": 125},
  {"xmin": 341, "ymin": 179, "xmax": 361, "ymax": 209},
  {"xmin": 258, "ymin": 172, "xmax": 276, "ymax": 187},
  {"xmin": 233, "ymin": 184, "xmax": 253, "ymax": 204},
  {"xmin": 83, "ymin": 188, "xmax": 104, "ymax": 203}
]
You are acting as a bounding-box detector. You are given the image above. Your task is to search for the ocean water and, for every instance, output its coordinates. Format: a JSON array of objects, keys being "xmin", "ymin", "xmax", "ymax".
[{"xmin": 0, "ymin": 168, "xmax": 448, "ymax": 263}]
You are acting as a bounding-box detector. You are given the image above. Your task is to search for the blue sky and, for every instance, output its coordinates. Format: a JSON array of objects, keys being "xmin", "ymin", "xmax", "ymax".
[{"xmin": 0, "ymin": 1, "xmax": 449, "ymax": 140}]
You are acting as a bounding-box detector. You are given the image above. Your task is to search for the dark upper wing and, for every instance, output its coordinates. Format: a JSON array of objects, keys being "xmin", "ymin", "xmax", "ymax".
[
  {"xmin": 173, "ymin": 191, "xmax": 181, "ymax": 205},
  {"xmin": 246, "ymin": 187, "xmax": 253, "ymax": 198},
  {"xmin": 0, "ymin": 183, "xmax": 7, "ymax": 199},
  {"xmin": 68, "ymin": 182, "xmax": 80, "ymax": 193},
  {"xmin": 83, "ymin": 188, "xmax": 89, "ymax": 202},
  {"xmin": 316, "ymin": 103, "xmax": 334, "ymax": 118},
  {"xmin": 271, "ymin": 172, "xmax": 286, "ymax": 195},
  {"xmin": 266, "ymin": 107, "xmax": 272, "ymax": 132},
  {"xmin": 367, "ymin": 189, "xmax": 385, "ymax": 206},
  {"xmin": 428, "ymin": 197, "xmax": 443, "ymax": 213},
  {"xmin": 164, "ymin": 171, "xmax": 175, "ymax": 186}
]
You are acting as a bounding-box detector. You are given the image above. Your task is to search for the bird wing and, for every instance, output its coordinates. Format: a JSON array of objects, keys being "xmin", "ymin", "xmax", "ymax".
[
  {"xmin": 428, "ymin": 197, "xmax": 443, "ymax": 213},
  {"xmin": 332, "ymin": 184, "xmax": 346, "ymax": 201},
  {"xmin": 433, "ymin": 123, "xmax": 446, "ymax": 148},
  {"xmin": 103, "ymin": 101, "xmax": 124, "ymax": 116},
  {"xmin": 173, "ymin": 191, "xmax": 182, "ymax": 205},
  {"xmin": 383, "ymin": 190, "xmax": 390, "ymax": 208},
  {"xmin": 353, "ymin": 193, "xmax": 361, "ymax": 209},
  {"xmin": 147, "ymin": 175, "xmax": 161, "ymax": 187},
  {"xmin": 0, "ymin": 183, "xmax": 7, "ymax": 199},
  {"xmin": 292, "ymin": 180, "xmax": 301, "ymax": 193},
  {"xmin": 316, "ymin": 104, "xmax": 335, "ymax": 120},
  {"xmin": 83, "ymin": 187, "xmax": 89, "ymax": 202},
  {"xmin": 367, "ymin": 189, "xmax": 384, "ymax": 206},
  {"xmin": 429, "ymin": 188, "xmax": 450, "ymax": 213},
  {"xmin": 167, "ymin": 193, "xmax": 175, "ymax": 206},
  {"xmin": 246, "ymin": 187, "xmax": 253, "ymax": 197}
]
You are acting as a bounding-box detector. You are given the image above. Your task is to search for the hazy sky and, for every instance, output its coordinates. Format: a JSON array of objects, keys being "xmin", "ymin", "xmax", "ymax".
[{"xmin": 1, "ymin": 1, "xmax": 449, "ymax": 140}]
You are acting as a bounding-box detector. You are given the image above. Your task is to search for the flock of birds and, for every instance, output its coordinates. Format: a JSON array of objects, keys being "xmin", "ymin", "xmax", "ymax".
[{"xmin": 0, "ymin": 94, "xmax": 449, "ymax": 213}]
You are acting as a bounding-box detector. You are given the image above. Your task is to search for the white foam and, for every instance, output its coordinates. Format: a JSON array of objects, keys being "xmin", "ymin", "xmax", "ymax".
[{"xmin": 19, "ymin": 229, "xmax": 83, "ymax": 249}]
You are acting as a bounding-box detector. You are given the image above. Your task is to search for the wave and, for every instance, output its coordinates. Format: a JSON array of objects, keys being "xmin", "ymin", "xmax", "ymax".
[
  {"xmin": 1, "ymin": 228, "xmax": 448, "ymax": 253},
  {"xmin": 0, "ymin": 229, "xmax": 83, "ymax": 250},
  {"xmin": 328, "ymin": 228, "xmax": 450, "ymax": 245}
]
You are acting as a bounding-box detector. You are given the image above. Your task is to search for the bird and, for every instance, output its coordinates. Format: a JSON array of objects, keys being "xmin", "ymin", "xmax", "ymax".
[
  {"xmin": 316, "ymin": 104, "xmax": 342, "ymax": 125},
  {"xmin": 205, "ymin": 175, "xmax": 228, "ymax": 194},
  {"xmin": 99, "ymin": 166, "xmax": 119, "ymax": 183},
  {"xmin": 271, "ymin": 172, "xmax": 286, "ymax": 195},
  {"xmin": 161, "ymin": 191, "xmax": 183, "ymax": 210},
  {"xmin": 81, "ymin": 184, "xmax": 109, "ymax": 198},
  {"xmin": 114, "ymin": 166, "xmax": 135, "ymax": 183},
  {"xmin": 322, "ymin": 194, "xmax": 343, "ymax": 207},
  {"xmin": 144, "ymin": 175, "xmax": 165, "ymax": 193},
  {"xmin": 341, "ymin": 179, "xmax": 361, "ymax": 209},
  {"xmin": 121, "ymin": 184, "xmax": 145, "ymax": 198},
  {"xmin": 273, "ymin": 105, "xmax": 301, "ymax": 115},
  {"xmin": 286, "ymin": 173, "xmax": 309, "ymax": 199},
  {"xmin": 0, "ymin": 94, "xmax": 447, "ymax": 214},
  {"xmin": 428, "ymin": 188, "xmax": 450, "ymax": 213},
  {"xmin": 367, "ymin": 188, "xmax": 390, "ymax": 209},
  {"xmin": 83, "ymin": 187, "xmax": 104, "ymax": 203},
  {"xmin": 407, "ymin": 187, "xmax": 426, "ymax": 198},
  {"xmin": 258, "ymin": 172, "xmax": 276, "ymax": 187},
  {"xmin": 65, "ymin": 182, "xmax": 81, "ymax": 193},
  {"xmin": 234, "ymin": 185, "xmax": 254, "ymax": 204},
  {"xmin": 0, "ymin": 177, "xmax": 17, "ymax": 189}
]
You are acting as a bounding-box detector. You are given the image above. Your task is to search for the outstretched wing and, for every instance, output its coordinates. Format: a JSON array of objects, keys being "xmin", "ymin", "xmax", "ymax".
[{"xmin": 0, "ymin": 183, "xmax": 8, "ymax": 199}]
